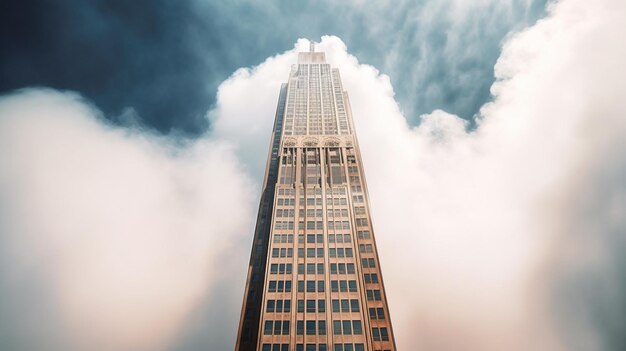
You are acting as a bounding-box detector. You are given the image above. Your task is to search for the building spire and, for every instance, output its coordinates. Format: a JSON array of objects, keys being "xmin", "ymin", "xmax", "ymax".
[{"xmin": 309, "ymin": 39, "xmax": 315, "ymax": 53}]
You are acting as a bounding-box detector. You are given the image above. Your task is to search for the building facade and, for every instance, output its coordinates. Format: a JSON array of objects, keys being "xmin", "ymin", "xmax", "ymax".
[{"xmin": 236, "ymin": 44, "xmax": 396, "ymax": 351}]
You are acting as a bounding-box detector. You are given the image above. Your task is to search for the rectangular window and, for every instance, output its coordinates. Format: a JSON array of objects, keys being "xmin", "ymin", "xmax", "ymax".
[
  {"xmin": 352, "ymin": 320, "xmax": 362, "ymax": 335},
  {"xmin": 317, "ymin": 263, "xmax": 324, "ymax": 275},
  {"xmin": 333, "ymin": 320, "xmax": 341, "ymax": 335},
  {"xmin": 350, "ymin": 299, "xmax": 359, "ymax": 312},
  {"xmin": 306, "ymin": 320, "xmax": 316, "ymax": 335},
  {"xmin": 297, "ymin": 321, "xmax": 304, "ymax": 335},
  {"xmin": 342, "ymin": 320, "xmax": 352, "ymax": 335},
  {"xmin": 319, "ymin": 320, "xmax": 327, "ymax": 335},
  {"xmin": 380, "ymin": 327, "xmax": 389, "ymax": 341},
  {"xmin": 332, "ymin": 299, "xmax": 340, "ymax": 312},
  {"xmin": 297, "ymin": 300, "xmax": 304, "ymax": 313},
  {"xmin": 264, "ymin": 321, "xmax": 273, "ymax": 335},
  {"xmin": 306, "ymin": 300, "xmax": 316, "ymax": 313},
  {"xmin": 318, "ymin": 299, "xmax": 326, "ymax": 312}
]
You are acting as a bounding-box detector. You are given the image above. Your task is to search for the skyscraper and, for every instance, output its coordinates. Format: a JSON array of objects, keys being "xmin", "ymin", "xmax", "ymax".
[{"xmin": 236, "ymin": 43, "xmax": 396, "ymax": 351}]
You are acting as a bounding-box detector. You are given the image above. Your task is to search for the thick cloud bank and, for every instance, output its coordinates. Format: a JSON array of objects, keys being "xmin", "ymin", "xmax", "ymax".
[
  {"xmin": 0, "ymin": 0, "xmax": 625, "ymax": 350},
  {"xmin": 0, "ymin": 90, "xmax": 255, "ymax": 350}
]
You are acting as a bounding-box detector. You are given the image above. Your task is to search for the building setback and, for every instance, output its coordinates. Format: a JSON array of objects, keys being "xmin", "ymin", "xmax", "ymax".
[{"xmin": 236, "ymin": 43, "xmax": 396, "ymax": 351}]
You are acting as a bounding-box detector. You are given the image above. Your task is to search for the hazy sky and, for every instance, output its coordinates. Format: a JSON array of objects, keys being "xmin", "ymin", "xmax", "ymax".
[{"xmin": 1, "ymin": 0, "xmax": 625, "ymax": 350}]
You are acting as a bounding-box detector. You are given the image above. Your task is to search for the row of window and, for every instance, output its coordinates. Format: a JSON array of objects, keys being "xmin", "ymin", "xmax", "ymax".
[
  {"xmin": 273, "ymin": 234, "xmax": 294, "ymax": 243},
  {"xmin": 369, "ymin": 307, "xmax": 385, "ymax": 320},
  {"xmin": 332, "ymin": 320, "xmax": 363, "ymax": 335},
  {"xmin": 268, "ymin": 280, "xmax": 292, "ymax": 293},
  {"xmin": 329, "ymin": 248, "xmax": 354, "ymax": 258},
  {"xmin": 366, "ymin": 290, "xmax": 382, "ymax": 301},
  {"xmin": 298, "ymin": 299, "xmax": 326, "ymax": 313},
  {"xmin": 276, "ymin": 198, "xmax": 296, "ymax": 206},
  {"xmin": 267, "ymin": 299, "xmax": 291, "ymax": 313},
  {"xmin": 363, "ymin": 273, "xmax": 379, "ymax": 284},
  {"xmin": 270, "ymin": 264, "xmax": 293, "ymax": 275},
  {"xmin": 362, "ymin": 258, "xmax": 376, "ymax": 268},
  {"xmin": 262, "ymin": 345, "xmax": 368, "ymax": 351},
  {"xmin": 327, "ymin": 221, "xmax": 351, "ymax": 230},
  {"xmin": 330, "ymin": 280, "xmax": 357, "ymax": 293},
  {"xmin": 277, "ymin": 188, "xmax": 296, "ymax": 195},
  {"xmin": 329, "ymin": 234, "xmax": 352, "ymax": 243},
  {"xmin": 330, "ymin": 263, "xmax": 355, "ymax": 275},
  {"xmin": 298, "ymin": 263, "xmax": 325, "ymax": 275},
  {"xmin": 296, "ymin": 320, "xmax": 327, "ymax": 335},
  {"xmin": 332, "ymin": 299, "xmax": 359, "ymax": 313},
  {"xmin": 372, "ymin": 327, "xmax": 390, "ymax": 341},
  {"xmin": 264, "ymin": 320, "xmax": 290, "ymax": 335},
  {"xmin": 297, "ymin": 280, "xmax": 325, "ymax": 293},
  {"xmin": 272, "ymin": 248, "xmax": 294, "ymax": 258},
  {"xmin": 272, "ymin": 232, "xmax": 369, "ymax": 245},
  {"xmin": 333, "ymin": 344, "xmax": 365, "ymax": 351},
  {"xmin": 276, "ymin": 209, "xmax": 296, "ymax": 217},
  {"xmin": 358, "ymin": 244, "xmax": 373, "ymax": 253}
]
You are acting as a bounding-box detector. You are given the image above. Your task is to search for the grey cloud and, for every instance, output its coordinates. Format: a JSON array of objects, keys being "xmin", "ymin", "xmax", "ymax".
[{"xmin": 1, "ymin": 0, "xmax": 547, "ymax": 135}]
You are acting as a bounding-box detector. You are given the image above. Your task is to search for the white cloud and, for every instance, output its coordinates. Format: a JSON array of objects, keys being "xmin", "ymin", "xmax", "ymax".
[
  {"xmin": 0, "ymin": 89, "xmax": 255, "ymax": 350},
  {"xmin": 0, "ymin": 0, "xmax": 625, "ymax": 350}
]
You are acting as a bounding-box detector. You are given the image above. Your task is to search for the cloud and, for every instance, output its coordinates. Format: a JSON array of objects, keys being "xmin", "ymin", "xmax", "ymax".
[
  {"xmin": 1, "ymin": 0, "xmax": 547, "ymax": 133},
  {"xmin": 0, "ymin": 0, "xmax": 625, "ymax": 350},
  {"xmin": 0, "ymin": 89, "xmax": 255, "ymax": 350}
]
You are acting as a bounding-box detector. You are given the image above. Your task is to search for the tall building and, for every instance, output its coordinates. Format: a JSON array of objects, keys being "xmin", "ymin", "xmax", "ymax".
[{"xmin": 236, "ymin": 43, "xmax": 396, "ymax": 351}]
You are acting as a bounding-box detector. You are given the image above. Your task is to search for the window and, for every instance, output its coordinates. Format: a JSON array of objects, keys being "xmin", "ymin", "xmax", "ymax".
[
  {"xmin": 297, "ymin": 300, "xmax": 304, "ymax": 313},
  {"xmin": 366, "ymin": 290, "xmax": 381, "ymax": 301},
  {"xmin": 372, "ymin": 327, "xmax": 389, "ymax": 341},
  {"xmin": 357, "ymin": 231, "xmax": 370, "ymax": 240},
  {"xmin": 369, "ymin": 307, "xmax": 385, "ymax": 320},
  {"xmin": 362, "ymin": 258, "xmax": 375, "ymax": 268},
  {"xmin": 348, "ymin": 280, "xmax": 357, "ymax": 292},
  {"xmin": 359, "ymin": 244, "xmax": 373, "ymax": 253},
  {"xmin": 332, "ymin": 299, "xmax": 340, "ymax": 312},
  {"xmin": 306, "ymin": 300, "xmax": 316, "ymax": 313},
  {"xmin": 380, "ymin": 327, "xmax": 389, "ymax": 341},
  {"xmin": 297, "ymin": 321, "xmax": 304, "ymax": 335},
  {"xmin": 319, "ymin": 320, "xmax": 327, "ymax": 335},
  {"xmin": 318, "ymin": 299, "xmax": 326, "ymax": 312},
  {"xmin": 347, "ymin": 263, "xmax": 355, "ymax": 274},
  {"xmin": 333, "ymin": 320, "xmax": 341, "ymax": 335},
  {"xmin": 307, "ymin": 280, "xmax": 315, "ymax": 292},
  {"xmin": 350, "ymin": 299, "xmax": 359, "ymax": 312},
  {"xmin": 364, "ymin": 273, "xmax": 378, "ymax": 284},
  {"xmin": 306, "ymin": 320, "xmax": 316, "ymax": 335},
  {"xmin": 356, "ymin": 218, "xmax": 368, "ymax": 227}
]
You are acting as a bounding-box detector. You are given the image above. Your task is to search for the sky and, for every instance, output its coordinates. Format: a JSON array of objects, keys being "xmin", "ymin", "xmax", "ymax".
[{"xmin": 1, "ymin": 0, "xmax": 625, "ymax": 350}]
